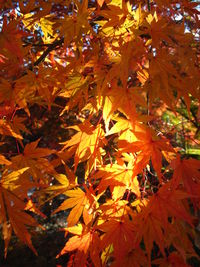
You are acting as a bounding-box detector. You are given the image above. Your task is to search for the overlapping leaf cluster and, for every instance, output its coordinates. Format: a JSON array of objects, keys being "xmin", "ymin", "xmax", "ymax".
[{"xmin": 0, "ymin": 0, "xmax": 200, "ymax": 266}]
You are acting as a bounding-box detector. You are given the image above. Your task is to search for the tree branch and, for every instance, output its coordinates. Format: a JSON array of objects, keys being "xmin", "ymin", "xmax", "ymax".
[
  {"xmin": 29, "ymin": 37, "xmax": 64, "ymax": 70},
  {"xmin": 147, "ymin": 0, "xmax": 151, "ymax": 11}
]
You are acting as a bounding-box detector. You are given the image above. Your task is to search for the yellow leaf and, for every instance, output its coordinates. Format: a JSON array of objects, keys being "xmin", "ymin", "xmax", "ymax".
[
  {"xmin": 53, "ymin": 188, "xmax": 87, "ymax": 226},
  {"xmin": 1, "ymin": 168, "xmax": 29, "ymax": 188},
  {"xmin": 0, "ymin": 155, "xmax": 11, "ymax": 165},
  {"xmin": 97, "ymin": 0, "xmax": 105, "ymax": 7},
  {"xmin": 0, "ymin": 119, "xmax": 23, "ymax": 139},
  {"xmin": 39, "ymin": 16, "xmax": 55, "ymax": 40},
  {"xmin": 62, "ymin": 120, "xmax": 105, "ymax": 170}
]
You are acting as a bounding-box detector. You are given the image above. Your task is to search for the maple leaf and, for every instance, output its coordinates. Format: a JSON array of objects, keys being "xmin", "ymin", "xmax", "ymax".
[
  {"xmin": 97, "ymin": 216, "xmax": 136, "ymax": 265},
  {"xmin": 25, "ymin": 199, "xmax": 47, "ymax": 219},
  {"xmin": 0, "ymin": 100, "xmax": 15, "ymax": 118},
  {"xmin": 61, "ymin": 120, "xmax": 105, "ymax": 170},
  {"xmin": 136, "ymin": 209, "xmax": 166, "ymax": 262},
  {"xmin": 0, "ymin": 154, "xmax": 11, "ymax": 165},
  {"xmin": 154, "ymin": 183, "xmax": 194, "ymax": 226},
  {"xmin": 166, "ymin": 220, "xmax": 197, "ymax": 261},
  {"xmin": 118, "ymin": 127, "xmax": 174, "ymax": 179},
  {"xmin": 153, "ymin": 252, "xmax": 191, "ymax": 267},
  {"xmin": 0, "ymin": 20, "xmax": 26, "ymax": 64},
  {"xmin": 59, "ymin": 74, "xmax": 89, "ymax": 107},
  {"xmin": 19, "ymin": 0, "xmax": 36, "ymax": 14},
  {"xmin": 52, "ymin": 187, "xmax": 97, "ymax": 226},
  {"xmin": 58, "ymin": 0, "xmax": 92, "ymax": 47},
  {"xmin": 0, "ymin": 119, "xmax": 23, "ymax": 139},
  {"xmin": 57, "ymin": 224, "xmax": 101, "ymax": 267},
  {"xmin": 0, "ymin": 0, "xmax": 199, "ymax": 264},
  {"xmin": 8, "ymin": 116, "xmax": 31, "ymax": 137},
  {"xmin": 106, "ymin": 115, "xmax": 141, "ymax": 142},
  {"xmin": 38, "ymin": 16, "xmax": 55, "ymax": 41},
  {"xmin": 23, "ymin": 139, "xmax": 54, "ymax": 158},
  {"xmin": 170, "ymin": 155, "xmax": 200, "ymax": 189},
  {"xmin": 170, "ymin": 155, "xmax": 200, "ymax": 206},
  {"xmin": 11, "ymin": 139, "xmax": 55, "ymax": 182},
  {"xmin": 102, "ymin": 85, "xmax": 146, "ymax": 132},
  {"xmin": 0, "ymin": 168, "xmax": 40, "ymax": 256},
  {"xmin": 97, "ymin": 0, "xmax": 105, "ymax": 7},
  {"xmin": 98, "ymin": 1, "xmax": 143, "ymax": 39},
  {"xmin": 96, "ymin": 162, "xmax": 140, "ymax": 200},
  {"xmin": 134, "ymin": 183, "xmax": 194, "ymax": 261},
  {"xmin": 45, "ymin": 173, "xmax": 69, "ymax": 194},
  {"xmin": 97, "ymin": 200, "xmax": 134, "ymax": 222},
  {"xmin": 114, "ymin": 247, "xmax": 147, "ymax": 267}
]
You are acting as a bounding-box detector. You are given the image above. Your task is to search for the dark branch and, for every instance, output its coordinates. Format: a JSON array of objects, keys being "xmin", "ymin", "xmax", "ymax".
[
  {"xmin": 147, "ymin": 0, "xmax": 151, "ymax": 11},
  {"xmin": 29, "ymin": 37, "xmax": 64, "ymax": 70}
]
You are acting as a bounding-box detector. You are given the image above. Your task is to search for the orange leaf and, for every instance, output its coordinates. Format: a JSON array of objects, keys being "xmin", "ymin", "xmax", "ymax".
[
  {"xmin": 24, "ymin": 139, "xmax": 55, "ymax": 158},
  {"xmin": 97, "ymin": 217, "xmax": 136, "ymax": 264},
  {"xmin": 53, "ymin": 187, "xmax": 95, "ymax": 226},
  {"xmin": 97, "ymin": 0, "xmax": 105, "ymax": 7},
  {"xmin": 0, "ymin": 154, "xmax": 11, "ymax": 165}
]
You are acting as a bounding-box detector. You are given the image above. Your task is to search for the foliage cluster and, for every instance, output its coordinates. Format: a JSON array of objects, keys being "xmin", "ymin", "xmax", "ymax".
[{"xmin": 0, "ymin": 0, "xmax": 200, "ymax": 266}]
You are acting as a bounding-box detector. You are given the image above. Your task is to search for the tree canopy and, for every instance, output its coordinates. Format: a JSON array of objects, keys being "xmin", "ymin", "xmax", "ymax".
[{"xmin": 0, "ymin": 0, "xmax": 200, "ymax": 266}]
